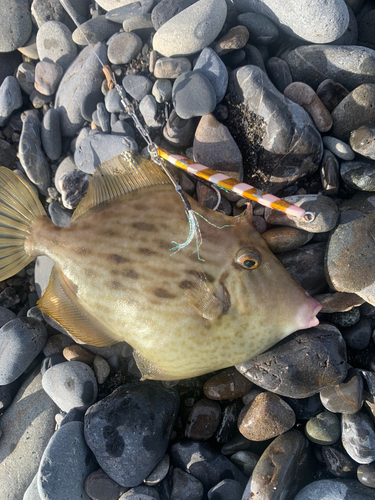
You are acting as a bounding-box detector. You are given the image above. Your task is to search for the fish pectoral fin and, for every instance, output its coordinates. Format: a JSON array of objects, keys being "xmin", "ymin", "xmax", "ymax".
[
  {"xmin": 38, "ymin": 266, "xmax": 116, "ymax": 347},
  {"xmin": 184, "ymin": 273, "xmax": 230, "ymax": 321}
]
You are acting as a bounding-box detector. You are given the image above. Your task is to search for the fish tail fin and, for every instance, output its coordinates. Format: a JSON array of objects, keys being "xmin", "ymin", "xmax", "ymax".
[{"xmin": 0, "ymin": 167, "xmax": 46, "ymax": 281}]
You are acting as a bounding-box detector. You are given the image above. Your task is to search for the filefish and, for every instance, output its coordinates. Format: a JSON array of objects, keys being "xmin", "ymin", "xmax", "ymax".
[{"xmin": 0, "ymin": 152, "xmax": 321, "ymax": 380}]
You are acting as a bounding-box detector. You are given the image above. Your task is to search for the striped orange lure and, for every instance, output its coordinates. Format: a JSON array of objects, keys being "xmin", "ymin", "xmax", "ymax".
[{"xmin": 156, "ymin": 146, "xmax": 314, "ymax": 222}]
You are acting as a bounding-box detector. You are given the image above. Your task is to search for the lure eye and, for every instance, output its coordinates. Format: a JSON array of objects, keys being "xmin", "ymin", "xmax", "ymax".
[{"xmin": 236, "ymin": 250, "xmax": 261, "ymax": 269}]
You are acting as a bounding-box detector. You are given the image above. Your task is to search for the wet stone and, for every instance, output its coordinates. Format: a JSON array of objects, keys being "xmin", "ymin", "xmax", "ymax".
[
  {"xmin": 42, "ymin": 360, "xmax": 98, "ymax": 412},
  {"xmin": 60, "ymin": 170, "xmax": 91, "ymax": 209},
  {"xmin": 36, "ymin": 20, "xmax": 77, "ymax": 71},
  {"xmin": 340, "ymin": 161, "xmax": 375, "ymax": 191},
  {"xmin": 204, "ymin": 366, "xmax": 253, "ymax": 401},
  {"xmin": 357, "ymin": 462, "xmax": 375, "ymax": 488},
  {"xmin": 283, "ymin": 394, "xmax": 324, "ymax": 420},
  {"xmin": 172, "ymin": 71, "xmax": 216, "ymax": 120},
  {"xmin": 320, "ymin": 369, "xmax": 364, "ymax": 414},
  {"xmin": 238, "ymin": 392, "xmax": 296, "ymax": 441},
  {"xmin": 84, "ymin": 381, "xmax": 179, "ymax": 488},
  {"xmin": 0, "ymin": 76, "xmax": 23, "ymax": 127},
  {"xmin": 265, "ymin": 56, "xmax": 292, "ymax": 93},
  {"xmin": 320, "ymin": 149, "xmax": 340, "ymax": 195},
  {"xmin": 236, "ymin": 324, "xmax": 348, "ymax": 398},
  {"xmin": 171, "ymin": 468, "xmax": 204, "ymax": 500},
  {"xmin": 342, "ymin": 318, "xmax": 372, "ymax": 350},
  {"xmin": 153, "ymin": 57, "xmax": 191, "ymax": 79},
  {"xmin": 213, "ymin": 25, "xmax": 250, "ymax": 56},
  {"xmin": 229, "ymin": 450, "xmax": 259, "ymax": 477},
  {"xmin": 84, "ymin": 468, "xmax": 127, "ymax": 500},
  {"xmin": 295, "ymin": 478, "xmax": 375, "ymax": 499},
  {"xmin": 107, "ymin": 31, "xmax": 143, "ymax": 65},
  {"xmin": 221, "ymin": 433, "xmax": 252, "ymax": 456},
  {"xmin": 305, "ymin": 411, "xmax": 341, "ymax": 445},
  {"xmin": 350, "ymin": 125, "xmax": 375, "ymax": 160},
  {"xmin": 262, "ymin": 227, "xmax": 313, "ymax": 254},
  {"xmin": 215, "ymin": 400, "xmax": 243, "ymax": 444},
  {"xmin": 207, "ymin": 478, "xmax": 244, "ymax": 500},
  {"xmin": 193, "ymin": 47, "xmax": 228, "ymax": 103},
  {"xmin": 185, "ymin": 398, "xmax": 222, "ymax": 440},
  {"xmin": 323, "ymin": 136, "xmax": 355, "ymax": 161},
  {"xmin": 341, "ymin": 412, "xmax": 375, "ymax": 464},
  {"xmin": 322, "ymin": 446, "xmax": 358, "ymax": 478}
]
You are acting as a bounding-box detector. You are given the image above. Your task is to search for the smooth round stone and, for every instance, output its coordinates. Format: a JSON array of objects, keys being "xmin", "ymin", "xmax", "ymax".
[
  {"xmin": 0, "ymin": 76, "xmax": 23, "ymax": 127},
  {"xmin": 358, "ymin": 462, "xmax": 375, "ymax": 488},
  {"xmin": 41, "ymin": 354, "xmax": 66, "ymax": 375},
  {"xmin": 294, "ymin": 479, "xmax": 375, "ymax": 499},
  {"xmin": 320, "ymin": 369, "xmax": 363, "ymax": 414},
  {"xmin": 331, "ymin": 84, "xmax": 375, "ymax": 142},
  {"xmin": 243, "ymin": 430, "xmax": 312, "ymax": 500},
  {"xmin": 284, "ymin": 82, "xmax": 332, "ymax": 133},
  {"xmin": 238, "ymin": 392, "xmax": 296, "ymax": 441},
  {"xmin": 43, "ymin": 335, "xmax": 75, "ymax": 358},
  {"xmin": 34, "ymin": 60, "xmax": 63, "ymax": 96},
  {"xmin": 93, "ymin": 355, "xmax": 111, "ymax": 384},
  {"xmin": 203, "ymin": 366, "xmax": 253, "ymax": 400},
  {"xmin": 72, "ymin": 15, "xmax": 119, "ymax": 45},
  {"xmin": 322, "ymin": 446, "xmax": 358, "ymax": 478},
  {"xmin": 108, "ymin": 31, "xmax": 142, "ymax": 64},
  {"xmin": 144, "ymin": 454, "xmax": 169, "ymax": 486},
  {"xmin": 342, "ymin": 412, "xmax": 375, "ymax": 464},
  {"xmin": 153, "ymin": 0, "xmax": 227, "ymax": 57},
  {"xmin": 213, "ymin": 25, "xmax": 250, "ymax": 56},
  {"xmin": 229, "ymin": 451, "xmax": 259, "ymax": 477},
  {"xmin": 172, "ymin": 71, "xmax": 216, "ymax": 119},
  {"xmin": 85, "ymin": 468, "xmax": 127, "ymax": 500},
  {"xmin": 323, "ymin": 136, "xmax": 355, "ymax": 160},
  {"xmin": 316, "ymin": 78, "xmax": 350, "ymax": 113},
  {"xmin": 285, "ymin": 45, "xmax": 375, "ymax": 91},
  {"xmin": 171, "ymin": 468, "xmax": 204, "ymax": 500},
  {"xmin": 139, "ymin": 94, "xmax": 159, "ymax": 127},
  {"xmin": 105, "ymin": 87, "xmax": 126, "ymax": 113},
  {"xmin": 0, "ymin": 318, "xmax": 47, "ymax": 385},
  {"xmin": 340, "ymin": 161, "xmax": 375, "ymax": 191},
  {"xmin": 237, "ymin": 12, "xmax": 279, "ymax": 44},
  {"xmin": 30, "ymin": 89, "xmax": 53, "ymax": 108},
  {"xmin": 221, "ymin": 434, "xmax": 252, "ymax": 456},
  {"xmin": 41, "ymin": 108, "xmax": 62, "ymax": 161},
  {"xmin": 16, "ymin": 62, "xmax": 35, "ymax": 95},
  {"xmin": 185, "ymin": 398, "xmax": 221, "ymax": 440},
  {"xmin": 85, "ymin": 381, "xmax": 179, "ymax": 488},
  {"xmin": 342, "ymin": 318, "xmax": 372, "ymax": 350},
  {"xmin": 74, "ymin": 132, "xmax": 137, "ymax": 173},
  {"xmin": 63, "ymin": 345, "xmax": 95, "ymax": 364},
  {"xmin": 236, "ymin": 324, "xmax": 348, "ymax": 399},
  {"xmin": 55, "ymin": 43, "xmax": 108, "ymax": 136},
  {"xmin": 163, "ymin": 109, "xmax": 195, "ymax": 147},
  {"xmin": 122, "ymin": 74, "xmax": 152, "ymax": 101},
  {"xmin": 264, "ymin": 194, "xmax": 339, "ymax": 233},
  {"xmin": 193, "ymin": 113, "xmax": 242, "ymax": 175},
  {"xmin": 193, "ymin": 47, "xmax": 228, "ymax": 103},
  {"xmin": 42, "ymin": 360, "xmax": 98, "ymax": 412},
  {"xmin": 122, "ymin": 13, "xmax": 154, "ymax": 38},
  {"xmin": 350, "ymin": 125, "xmax": 375, "ymax": 159},
  {"xmin": 235, "ymin": 0, "xmax": 349, "ymax": 43},
  {"xmin": 152, "ymin": 79, "xmax": 172, "ymax": 103},
  {"xmin": 0, "ymin": 0, "xmax": 32, "ymax": 52},
  {"xmin": 265, "ymin": 56, "xmax": 292, "ymax": 93},
  {"xmin": 207, "ymin": 479, "xmax": 244, "ymax": 500},
  {"xmin": 305, "ymin": 411, "xmax": 341, "ymax": 445},
  {"xmin": 154, "ymin": 57, "xmax": 191, "ymax": 79},
  {"xmin": 0, "ymin": 370, "xmax": 58, "ymax": 500},
  {"xmin": 262, "ymin": 227, "xmax": 313, "ymax": 253},
  {"xmin": 38, "ymin": 421, "xmax": 96, "ymax": 500},
  {"xmin": 36, "ymin": 21, "xmax": 77, "ymax": 71},
  {"xmin": 170, "ymin": 441, "xmax": 246, "ymax": 492},
  {"xmin": 314, "ymin": 292, "xmax": 365, "ymax": 314}
]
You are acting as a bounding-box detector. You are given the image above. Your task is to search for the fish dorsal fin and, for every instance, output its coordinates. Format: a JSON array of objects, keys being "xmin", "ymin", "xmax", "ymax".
[
  {"xmin": 72, "ymin": 150, "xmax": 171, "ymax": 222},
  {"xmin": 38, "ymin": 266, "xmax": 116, "ymax": 347}
]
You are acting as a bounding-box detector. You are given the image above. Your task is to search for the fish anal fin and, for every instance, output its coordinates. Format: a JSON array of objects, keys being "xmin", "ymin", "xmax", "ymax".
[
  {"xmin": 38, "ymin": 266, "xmax": 116, "ymax": 347},
  {"xmin": 72, "ymin": 151, "xmax": 171, "ymax": 222},
  {"xmin": 184, "ymin": 272, "xmax": 230, "ymax": 321}
]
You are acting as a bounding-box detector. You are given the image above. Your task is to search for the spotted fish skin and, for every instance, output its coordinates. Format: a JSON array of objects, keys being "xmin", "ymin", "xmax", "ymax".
[{"xmin": 25, "ymin": 184, "xmax": 321, "ymax": 380}]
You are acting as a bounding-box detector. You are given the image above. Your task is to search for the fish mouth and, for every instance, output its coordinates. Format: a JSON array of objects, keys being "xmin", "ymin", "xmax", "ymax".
[{"xmin": 296, "ymin": 294, "xmax": 322, "ymax": 330}]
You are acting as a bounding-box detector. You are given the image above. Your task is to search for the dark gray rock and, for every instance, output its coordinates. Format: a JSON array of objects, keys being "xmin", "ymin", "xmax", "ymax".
[
  {"xmin": 162, "ymin": 109, "xmax": 195, "ymax": 147},
  {"xmin": 172, "ymin": 70, "xmax": 216, "ymax": 119},
  {"xmin": 0, "ymin": 76, "xmax": 23, "ymax": 127},
  {"xmin": 107, "ymin": 32, "xmax": 143, "ymax": 65},
  {"xmin": 72, "ymin": 15, "xmax": 119, "ymax": 46},
  {"xmin": 320, "ymin": 149, "xmax": 340, "ymax": 195},
  {"xmin": 41, "ymin": 108, "xmax": 62, "ymax": 161},
  {"xmin": 357, "ymin": 462, "xmax": 375, "ymax": 488},
  {"xmin": 323, "ymin": 136, "xmax": 354, "ymax": 161},
  {"xmin": 185, "ymin": 398, "xmax": 221, "ymax": 440},
  {"xmin": 170, "ymin": 441, "xmax": 247, "ymax": 492},
  {"xmin": 152, "ymin": 79, "xmax": 172, "ymax": 103},
  {"xmin": 350, "ymin": 125, "xmax": 375, "ymax": 160},
  {"xmin": 38, "ymin": 421, "xmax": 96, "ymax": 500},
  {"xmin": 105, "ymin": 87, "xmax": 126, "ymax": 113},
  {"xmin": 283, "ymin": 394, "xmax": 324, "ymax": 420},
  {"xmin": 342, "ymin": 318, "xmax": 372, "ymax": 350},
  {"xmin": 151, "ymin": 0, "xmax": 197, "ymax": 30},
  {"xmin": 47, "ymin": 201, "xmax": 72, "ymax": 227},
  {"xmin": 40, "ymin": 353, "xmax": 66, "ymax": 375},
  {"xmin": 84, "ymin": 381, "xmax": 179, "ymax": 487},
  {"xmin": 322, "ymin": 447, "xmax": 357, "ymax": 478},
  {"xmin": 0, "ymin": 0, "xmax": 32, "ymax": 52},
  {"xmin": 193, "ymin": 47, "xmax": 228, "ymax": 103},
  {"xmin": 122, "ymin": 74, "xmax": 153, "ymax": 101},
  {"xmin": 265, "ymin": 56, "xmax": 292, "ymax": 93},
  {"xmin": 59, "ymin": 170, "xmax": 90, "ymax": 209},
  {"xmin": 228, "ymin": 64, "xmax": 323, "ymax": 193},
  {"xmin": 237, "ymin": 12, "xmax": 279, "ymax": 44},
  {"xmin": 340, "ymin": 161, "xmax": 375, "ymax": 191},
  {"xmin": 0, "ymin": 318, "xmax": 47, "ymax": 385},
  {"xmin": 111, "ymin": 119, "xmax": 135, "ymax": 139},
  {"xmin": 171, "ymin": 468, "xmax": 204, "ymax": 500},
  {"xmin": 42, "ymin": 360, "xmax": 98, "ymax": 412},
  {"xmin": 81, "ymin": 89, "xmax": 104, "ymax": 122},
  {"xmin": 36, "ymin": 21, "xmax": 77, "ymax": 71},
  {"xmin": 316, "ymin": 79, "xmax": 350, "ymax": 114},
  {"xmin": 342, "ymin": 412, "xmax": 375, "ymax": 464},
  {"xmin": 207, "ymin": 479, "xmax": 244, "ymax": 500},
  {"xmin": 144, "ymin": 454, "xmax": 169, "ymax": 486},
  {"xmin": 294, "ymin": 479, "xmax": 375, "ymax": 499},
  {"xmin": 0, "ymin": 51, "xmax": 23, "ymax": 85},
  {"xmin": 236, "ymin": 324, "xmax": 348, "ymax": 398},
  {"xmin": 358, "ymin": 9, "xmax": 375, "ymax": 50},
  {"xmin": 55, "ymin": 43, "xmax": 108, "ymax": 136},
  {"xmin": 84, "ymin": 468, "xmax": 127, "ymax": 500}
]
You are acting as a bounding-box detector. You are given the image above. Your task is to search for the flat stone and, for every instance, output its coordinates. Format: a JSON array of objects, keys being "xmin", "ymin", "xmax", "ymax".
[
  {"xmin": 0, "ymin": 318, "xmax": 47, "ymax": 385},
  {"xmin": 0, "ymin": 370, "xmax": 58, "ymax": 500},
  {"xmin": 305, "ymin": 411, "xmax": 341, "ymax": 445},
  {"xmin": 72, "ymin": 15, "xmax": 119, "ymax": 45},
  {"xmin": 41, "ymin": 108, "xmax": 62, "ymax": 161},
  {"xmin": 320, "ymin": 368, "xmax": 364, "ymax": 414},
  {"xmin": 38, "ymin": 421, "xmax": 96, "ymax": 500},
  {"xmin": 262, "ymin": 227, "xmax": 313, "ymax": 253},
  {"xmin": 42, "ymin": 360, "xmax": 98, "ymax": 412},
  {"xmin": 314, "ymin": 292, "xmax": 365, "ymax": 314},
  {"xmin": 350, "ymin": 125, "xmax": 375, "ymax": 159},
  {"xmin": 185, "ymin": 398, "xmax": 222, "ymax": 440},
  {"xmin": 0, "ymin": 76, "xmax": 23, "ymax": 127},
  {"xmin": 203, "ymin": 366, "xmax": 253, "ymax": 400},
  {"xmin": 63, "ymin": 344, "xmax": 95, "ymax": 364},
  {"xmin": 342, "ymin": 412, "xmax": 375, "ymax": 464},
  {"xmin": 285, "ymin": 45, "xmax": 375, "ymax": 91},
  {"xmin": 36, "ymin": 20, "xmax": 77, "ymax": 71},
  {"xmin": 340, "ymin": 161, "xmax": 375, "ymax": 191},
  {"xmin": 238, "ymin": 392, "xmax": 295, "ymax": 441},
  {"xmin": 152, "ymin": 0, "xmax": 227, "ymax": 57},
  {"xmin": 151, "ymin": 0, "xmax": 197, "ymax": 30},
  {"xmin": 316, "ymin": 79, "xmax": 350, "ymax": 113},
  {"xmin": 0, "ymin": 0, "xmax": 32, "ymax": 52},
  {"xmin": 154, "ymin": 57, "xmax": 191, "ymax": 79},
  {"xmin": 172, "ymin": 71, "xmax": 216, "ymax": 119},
  {"xmin": 236, "ymin": 324, "xmax": 348, "ymax": 398},
  {"xmin": 84, "ymin": 381, "xmax": 179, "ymax": 487},
  {"xmin": 294, "ymin": 479, "xmax": 375, "ymax": 499},
  {"xmin": 193, "ymin": 47, "xmax": 228, "ymax": 103},
  {"xmin": 107, "ymin": 31, "xmax": 143, "ymax": 65}
]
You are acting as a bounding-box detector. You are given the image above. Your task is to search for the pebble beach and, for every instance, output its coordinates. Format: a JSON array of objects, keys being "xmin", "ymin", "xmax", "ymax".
[{"xmin": 2, "ymin": 0, "xmax": 375, "ymax": 499}]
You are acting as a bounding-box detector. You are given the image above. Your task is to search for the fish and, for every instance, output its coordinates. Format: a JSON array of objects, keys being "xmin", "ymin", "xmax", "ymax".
[{"xmin": 0, "ymin": 151, "xmax": 322, "ymax": 380}]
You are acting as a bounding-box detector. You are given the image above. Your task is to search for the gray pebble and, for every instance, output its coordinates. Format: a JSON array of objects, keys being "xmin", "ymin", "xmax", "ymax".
[
  {"xmin": 122, "ymin": 74, "xmax": 153, "ymax": 101},
  {"xmin": 106, "ymin": 0, "xmax": 154, "ymax": 23},
  {"xmin": 171, "ymin": 468, "xmax": 203, "ymax": 500},
  {"xmin": 316, "ymin": 78, "xmax": 350, "ymax": 113},
  {"xmin": 31, "ymin": 0, "xmax": 66, "ymax": 28},
  {"xmin": 105, "ymin": 86, "xmax": 127, "ymax": 113},
  {"xmin": 111, "ymin": 119, "xmax": 136, "ymax": 139},
  {"xmin": 42, "ymin": 360, "xmax": 98, "ymax": 412},
  {"xmin": 213, "ymin": 25, "xmax": 250, "ymax": 57},
  {"xmin": 172, "ymin": 70, "xmax": 216, "ymax": 119},
  {"xmin": 163, "ymin": 109, "xmax": 195, "ymax": 147},
  {"xmin": 34, "ymin": 59, "xmax": 64, "ymax": 96},
  {"xmin": 43, "ymin": 334, "xmax": 75, "ymax": 356},
  {"xmin": 322, "ymin": 136, "xmax": 355, "ymax": 160},
  {"xmin": 320, "ymin": 368, "xmax": 364, "ymax": 414},
  {"xmin": 154, "ymin": 57, "xmax": 191, "ymax": 79},
  {"xmin": 23, "ymin": 474, "xmax": 41, "ymax": 500},
  {"xmin": 294, "ymin": 478, "xmax": 375, "ymax": 500},
  {"xmin": 144, "ymin": 454, "xmax": 170, "ymax": 486},
  {"xmin": 72, "ymin": 15, "xmax": 119, "ymax": 46},
  {"xmin": 0, "ymin": 76, "xmax": 23, "ymax": 127},
  {"xmin": 193, "ymin": 47, "xmax": 228, "ymax": 103},
  {"xmin": 107, "ymin": 31, "xmax": 143, "ymax": 65},
  {"xmin": 139, "ymin": 94, "xmax": 159, "ymax": 128},
  {"xmin": 0, "ymin": 0, "xmax": 32, "ymax": 52},
  {"xmin": 0, "ymin": 306, "xmax": 16, "ymax": 327},
  {"xmin": 96, "ymin": 102, "xmax": 110, "ymax": 133},
  {"xmin": 38, "ymin": 421, "xmax": 96, "ymax": 500},
  {"xmin": 208, "ymin": 479, "xmax": 244, "ymax": 500},
  {"xmin": 152, "ymin": 79, "xmax": 172, "ymax": 103},
  {"xmin": 122, "ymin": 13, "xmax": 154, "ymax": 39},
  {"xmin": 151, "ymin": 0, "xmax": 197, "ymax": 30},
  {"xmin": 237, "ymin": 12, "xmax": 279, "ymax": 44},
  {"xmin": 48, "ymin": 201, "xmax": 72, "ymax": 227},
  {"xmin": 93, "ymin": 355, "xmax": 110, "ymax": 384},
  {"xmin": 36, "ymin": 20, "xmax": 77, "ymax": 71},
  {"xmin": 16, "ymin": 62, "xmax": 35, "ymax": 95},
  {"xmin": 84, "ymin": 468, "xmax": 127, "ymax": 500},
  {"xmin": 229, "ymin": 451, "xmax": 259, "ymax": 477},
  {"xmin": 340, "ymin": 161, "xmax": 375, "ymax": 191},
  {"xmin": 60, "ymin": 170, "xmax": 91, "ymax": 209},
  {"xmin": 41, "ymin": 108, "xmax": 62, "ymax": 161},
  {"xmin": 265, "ymin": 56, "xmax": 292, "ymax": 93},
  {"xmin": 342, "ymin": 412, "xmax": 375, "ymax": 464},
  {"xmin": 0, "ymin": 318, "xmax": 47, "ymax": 385},
  {"xmin": 30, "ymin": 89, "xmax": 53, "ymax": 109}
]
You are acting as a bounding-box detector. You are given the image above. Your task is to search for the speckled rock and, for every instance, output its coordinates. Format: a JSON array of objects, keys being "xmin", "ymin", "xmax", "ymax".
[
  {"xmin": 84, "ymin": 381, "xmax": 179, "ymax": 487},
  {"xmin": 0, "ymin": 76, "xmax": 23, "ymax": 127},
  {"xmin": 262, "ymin": 227, "xmax": 313, "ymax": 253},
  {"xmin": 60, "ymin": 170, "xmax": 90, "ymax": 209},
  {"xmin": 305, "ymin": 411, "xmax": 341, "ymax": 445},
  {"xmin": 0, "ymin": 0, "xmax": 32, "ymax": 52},
  {"xmin": 340, "ymin": 161, "xmax": 375, "ymax": 191},
  {"xmin": 153, "ymin": 0, "xmax": 227, "ymax": 57},
  {"xmin": 236, "ymin": 324, "xmax": 348, "ymax": 398},
  {"xmin": 342, "ymin": 412, "xmax": 375, "ymax": 464},
  {"xmin": 36, "ymin": 21, "xmax": 77, "ymax": 71}
]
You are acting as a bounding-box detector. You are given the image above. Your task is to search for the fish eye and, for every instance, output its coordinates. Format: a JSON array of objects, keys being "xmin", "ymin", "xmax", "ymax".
[{"xmin": 236, "ymin": 249, "xmax": 261, "ymax": 269}]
